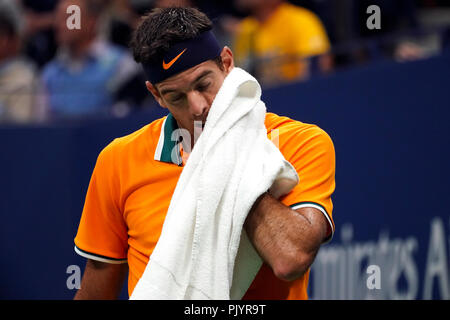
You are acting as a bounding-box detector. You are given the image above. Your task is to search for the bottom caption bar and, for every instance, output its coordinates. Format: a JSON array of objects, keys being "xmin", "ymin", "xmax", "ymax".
[{"xmin": 184, "ymin": 303, "xmax": 267, "ymax": 317}]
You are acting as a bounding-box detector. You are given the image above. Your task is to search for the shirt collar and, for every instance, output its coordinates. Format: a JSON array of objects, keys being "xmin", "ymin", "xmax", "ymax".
[
  {"xmin": 154, "ymin": 113, "xmax": 183, "ymax": 166},
  {"xmin": 56, "ymin": 39, "xmax": 108, "ymax": 70}
]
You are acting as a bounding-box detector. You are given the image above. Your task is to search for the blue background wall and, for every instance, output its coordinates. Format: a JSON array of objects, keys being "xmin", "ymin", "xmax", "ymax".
[
  {"xmin": 1, "ymin": 53, "xmax": 449, "ymax": 299},
  {"xmin": 262, "ymin": 53, "xmax": 450, "ymax": 300}
]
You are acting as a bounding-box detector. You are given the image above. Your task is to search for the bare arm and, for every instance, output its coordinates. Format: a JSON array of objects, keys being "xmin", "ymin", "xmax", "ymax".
[
  {"xmin": 74, "ymin": 259, "xmax": 128, "ymax": 300},
  {"xmin": 244, "ymin": 192, "xmax": 328, "ymax": 281}
]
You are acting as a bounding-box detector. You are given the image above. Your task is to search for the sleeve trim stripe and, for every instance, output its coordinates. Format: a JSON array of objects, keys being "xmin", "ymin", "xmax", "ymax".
[
  {"xmin": 289, "ymin": 202, "xmax": 334, "ymax": 244},
  {"xmin": 74, "ymin": 245, "xmax": 127, "ymax": 264}
]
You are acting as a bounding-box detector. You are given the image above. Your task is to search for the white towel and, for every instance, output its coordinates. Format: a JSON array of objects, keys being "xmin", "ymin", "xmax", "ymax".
[{"xmin": 130, "ymin": 67, "xmax": 299, "ymax": 300}]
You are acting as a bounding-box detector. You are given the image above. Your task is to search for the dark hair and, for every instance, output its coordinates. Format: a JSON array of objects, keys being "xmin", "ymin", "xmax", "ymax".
[
  {"xmin": 0, "ymin": 2, "xmax": 21, "ymax": 38},
  {"xmin": 76, "ymin": 0, "xmax": 106, "ymax": 19},
  {"xmin": 130, "ymin": 7, "xmax": 220, "ymax": 67},
  {"xmin": 0, "ymin": 14, "xmax": 14, "ymax": 37}
]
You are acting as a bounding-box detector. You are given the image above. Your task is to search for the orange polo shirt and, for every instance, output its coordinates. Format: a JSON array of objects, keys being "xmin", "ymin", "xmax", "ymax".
[{"xmin": 74, "ymin": 112, "xmax": 336, "ymax": 299}]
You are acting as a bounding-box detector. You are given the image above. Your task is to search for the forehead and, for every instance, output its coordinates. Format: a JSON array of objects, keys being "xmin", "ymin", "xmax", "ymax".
[
  {"xmin": 59, "ymin": 0, "xmax": 82, "ymax": 8},
  {"xmin": 57, "ymin": 0, "xmax": 82, "ymax": 14},
  {"xmin": 156, "ymin": 60, "xmax": 219, "ymax": 92}
]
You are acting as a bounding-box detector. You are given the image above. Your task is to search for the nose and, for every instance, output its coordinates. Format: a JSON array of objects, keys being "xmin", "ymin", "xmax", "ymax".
[{"xmin": 187, "ymin": 91, "xmax": 208, "ymax": 119}]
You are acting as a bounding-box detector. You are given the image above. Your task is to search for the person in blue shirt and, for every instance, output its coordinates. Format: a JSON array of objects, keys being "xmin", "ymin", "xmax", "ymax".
[{"xmin": 41, "ymin": 0, "xmax": 141, "ymax": 120}]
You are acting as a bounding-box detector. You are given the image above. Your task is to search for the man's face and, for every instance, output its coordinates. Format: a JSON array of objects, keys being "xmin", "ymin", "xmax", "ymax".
[
  {"xmin": 55, "ymin": 0, "xmax": 95, "ymax": 48},
  {"xmin": 148, "ymin": 47, "xmax": 234, "ymax": 145}
]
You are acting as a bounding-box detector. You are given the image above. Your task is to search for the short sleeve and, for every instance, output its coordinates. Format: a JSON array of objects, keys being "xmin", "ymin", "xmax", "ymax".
[
  {"xmin": 276, "ymin": 124, "xmax": 336, "ymax": 242},
  {"xmin": 74, "ymin": 140, "xmax": 128, "ymax": 263}
]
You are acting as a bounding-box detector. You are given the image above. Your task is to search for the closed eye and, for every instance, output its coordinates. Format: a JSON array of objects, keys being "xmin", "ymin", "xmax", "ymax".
[
  {"xmin": 196, "ymin": 82, "xmax": 211, "ymax": 92},
  {"xmin": 169, "ymin": 94, "xmax": 184, "ymax": 103}
]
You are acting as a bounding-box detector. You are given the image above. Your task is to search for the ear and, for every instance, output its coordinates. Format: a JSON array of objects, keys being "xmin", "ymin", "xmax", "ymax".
[
  {"xmin": 146, "ymin": 81, "xmax": 167, "ymax": 109},
  {"xmin": 220, "ymin": 46, "xmax": 235, "ymax": 74}
]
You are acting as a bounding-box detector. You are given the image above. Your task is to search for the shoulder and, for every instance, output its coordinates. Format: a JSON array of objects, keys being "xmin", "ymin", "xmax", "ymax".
[
  {"xmin": 93, "ymin": 41, "xmax": 133, "ymax": 72},
  {"xmin": 280, "ymin": 3, "xmax": 323, "ymax": 23},
  {"xmin": 3, "ymin": 58, "xmax": 36, "ymax": 85},
  {"xmin": 236, "ymin": 16, "xmax": 259, "ymax": 36},
  {"xmin": 99, "ymin": 116, "xmax": 166, "ymax": 160},
  {"xmin": 266, "ymin": 112, "xmax": 334, "ymax": 155},
  {"xmin": 279, "ymin": 3, "xmax": 327, "ymax": 37},
  {"xmin": 97, "ymin": 41, "xmax": 126, "ymax": 57},
  {"xmin": 266, "ymin": 112, "xmax": 330, "ymax": 137},
  {"xmin": 41, "ymin": 59, "xmax": 61, "ymax": 82},
  {"xmin": 103, "ymin": 42, "xmax": 135, "ymax": 67}
]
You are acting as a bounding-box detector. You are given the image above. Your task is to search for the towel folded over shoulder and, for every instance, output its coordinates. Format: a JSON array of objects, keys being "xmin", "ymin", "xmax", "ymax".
[{"xmin": 130, "ymin": 67, "xmax": 299, "ymax": 300}]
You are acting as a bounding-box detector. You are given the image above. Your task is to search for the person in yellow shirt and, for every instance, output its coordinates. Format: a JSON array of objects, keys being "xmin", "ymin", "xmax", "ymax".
[
  {"xmin": 233, "ymin": 0, "xmax": 332, "ymax": 86},
  {"xmin": 73, "ymin": 7, "xmax": 335, "ymax": 300}
]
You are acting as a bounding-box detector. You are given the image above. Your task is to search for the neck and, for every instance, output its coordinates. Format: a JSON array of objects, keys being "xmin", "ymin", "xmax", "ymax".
[
  {"xmin": 68, "ymin": 36, "xmax": 96, "ymax": 60},
  {"xmin": 253, "ymin": 0, "xmax": 282, "ymax": 23},
  {"xmin": 0, "ymin": 38, "xmax": 20, "ymax": 64}
]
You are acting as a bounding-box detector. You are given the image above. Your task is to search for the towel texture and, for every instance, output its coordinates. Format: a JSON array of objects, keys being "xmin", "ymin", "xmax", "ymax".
[{"xmin": 130, "ymin": 67, "xmax": 299, "ymax": 300}]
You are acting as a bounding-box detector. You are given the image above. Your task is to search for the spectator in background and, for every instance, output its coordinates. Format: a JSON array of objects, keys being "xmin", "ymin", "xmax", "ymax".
[
  {"xmin": 0, "ymin": 0, "xmax": 37, "ymax": 123},
  {"xmin": 355, "ymin": 0, "xmax": 426, "ymax": 62},
  {"xmin": 233, "ymin": 0, "xmax": 332, "ymax": 87},
  {"xmin": 106, "ymin": 0, "xmax": 141, "ymax": 49},
  {"xmin": 40, "ymin": 0, "xmax": 142, "ymax": 120},
  {"xmin": 19, "ymin": 0, "xmax": 59, "ymax": 69},
  {"xmin": 154, "ymin": 0, "xmax": 193, "ymax": 7},
  {"xmin": 106, "ymin": 0, "xmax": 195, "ymax": 49}
]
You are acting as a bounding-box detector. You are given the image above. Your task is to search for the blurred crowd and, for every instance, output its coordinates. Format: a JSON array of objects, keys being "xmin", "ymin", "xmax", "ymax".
[{"xmin": 0, "ymin": 0, "xmax": 449, "ymax": 124}]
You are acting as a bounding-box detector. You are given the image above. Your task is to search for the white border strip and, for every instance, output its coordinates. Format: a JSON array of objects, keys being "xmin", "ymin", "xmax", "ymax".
[
  {"xmin": 154, "ymin": 117, "xmax": 167, "ymax": 161},
  {"xmin": 74, "ymin": 246, "xmax": 127, "ymax": 264},
  {"xmin": 291, "ymin": 203, "xmax": 334, "ymax": 243}
]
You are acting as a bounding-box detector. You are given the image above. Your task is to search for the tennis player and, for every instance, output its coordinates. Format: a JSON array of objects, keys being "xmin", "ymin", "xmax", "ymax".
[{"xmin": 73, "ymin": 7, "xmax": 335, "ymax": 300}]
